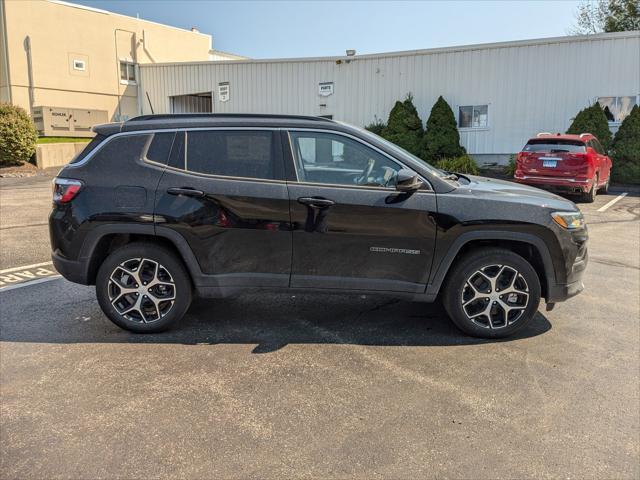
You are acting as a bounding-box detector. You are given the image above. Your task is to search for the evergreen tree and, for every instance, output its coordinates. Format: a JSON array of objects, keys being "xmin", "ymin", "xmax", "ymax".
[
  {"xmin": 610, "ymin": 105, "xmax": 640, "ymax": 184},
  {"xmin": 422, "ymin": 96, "xmax": 466, "ymax": 163},
  {"xmin": 364, "ymin": 116, "xmax": 386, "ymax": 136},
  {"xmin": 380, "ymin": 94, "xmax": 423, "ymax": 157},
  {"xmin": 566, "ymin": 102, "xmax": 612, "ymax": 150}
]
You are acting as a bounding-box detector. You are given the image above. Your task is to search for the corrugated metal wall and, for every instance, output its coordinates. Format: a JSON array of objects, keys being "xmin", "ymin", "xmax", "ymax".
[
  {"xmin": 139, "ymin": 32, "xmax": 640, "ymax": 158},
  {"xmin": 169, "ymin": 94, "xmax": 212, "ymax": 113}
]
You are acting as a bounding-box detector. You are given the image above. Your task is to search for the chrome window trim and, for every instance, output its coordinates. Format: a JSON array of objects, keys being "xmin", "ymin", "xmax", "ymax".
[
  {"xmin": 285, "ymin": 128, "xmax": 434, "ymax": 192},
  {"xmin": 64, "ymin": 125, "xmax": 433, "ymax": 193},
  {"xmin": 159, "ymin": 163, "xmax": 288, "ymax": 185}
]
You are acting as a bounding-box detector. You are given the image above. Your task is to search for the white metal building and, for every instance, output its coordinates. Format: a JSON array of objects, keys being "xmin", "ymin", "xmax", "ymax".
[{"xmin": 137, "ymin": 32, "xmax": 640, "ymax": 164}]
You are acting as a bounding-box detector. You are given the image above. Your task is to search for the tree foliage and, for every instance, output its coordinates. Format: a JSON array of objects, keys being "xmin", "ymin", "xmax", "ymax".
[
  {"xmin": 610, "ymin": 105, "xmax": 640, "ymax": 184},
  {"xmin": 0, "ymin": 103, "xmax": 38, "ymax": 166},
  {"xmin": 381, "ymin": 94, "xmax": 424, "ymax": 157},
  {"xmin": 566, "ymin": 102, "xmax": 612, "ymax": 150},
  {"xmin": 422, "ymin": 95, "xmax": 466, "ymax": 163},
  {"xmin": 436, "ymin": 154, "xmax": 479, "ymax": 175},
  {"xmin": 570, "ymin": 0, "xmax": 640, "ymax": 34},
  {"xmin": 364, "ymin": 116, "xmax": 386, "ymax": 136}
]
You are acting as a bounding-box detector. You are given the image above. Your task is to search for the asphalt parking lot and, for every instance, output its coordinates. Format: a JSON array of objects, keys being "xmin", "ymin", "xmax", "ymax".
[{"xmin": 1, "ymin": 172, "xmax": 639, "ymax": 479}]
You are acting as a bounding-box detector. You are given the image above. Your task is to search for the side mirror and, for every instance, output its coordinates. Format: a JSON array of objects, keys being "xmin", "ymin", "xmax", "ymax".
[{"xmin": 395, "ymin": 169, "xmax": 423, "ymax": 192}]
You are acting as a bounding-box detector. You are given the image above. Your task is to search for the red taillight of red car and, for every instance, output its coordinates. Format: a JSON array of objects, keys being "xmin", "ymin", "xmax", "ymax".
[{"xmin": 52, "ymin": 178, "xmax": 83, "ymax": 204}]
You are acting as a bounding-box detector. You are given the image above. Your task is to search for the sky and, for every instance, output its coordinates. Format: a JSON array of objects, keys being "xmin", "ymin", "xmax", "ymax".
[{"xmin": 70, "ymin": 0, "xmax": 583, "ymax": 58}]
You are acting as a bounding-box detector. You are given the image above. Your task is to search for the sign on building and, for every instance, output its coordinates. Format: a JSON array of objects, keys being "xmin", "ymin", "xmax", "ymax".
[
  {"xmin": 218, "ymin": 82, "xmax": 230, "ymax": 102},
  {"xmin": 318, "ymin": 82, "xmax": 334, "ymax": 97}
]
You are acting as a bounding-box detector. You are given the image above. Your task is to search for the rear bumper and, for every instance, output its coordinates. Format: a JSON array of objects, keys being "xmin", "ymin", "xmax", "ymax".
[
  {"xmin": 514, "ymin": 174, "xmax": 592, "ymax": 193},
  {"xmin": 52, "ymin": 250, "xmax": 90, "ymax": 285}
]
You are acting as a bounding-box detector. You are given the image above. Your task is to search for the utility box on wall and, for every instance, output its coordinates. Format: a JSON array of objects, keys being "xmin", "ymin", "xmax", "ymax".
[{"xmin": 32, "ymin": 106, "xmax": 108, "ymax": 137}]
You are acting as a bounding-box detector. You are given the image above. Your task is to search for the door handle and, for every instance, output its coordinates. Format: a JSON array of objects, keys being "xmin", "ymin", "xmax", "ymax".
[
  {"xmin": 167, "ymin": 187, "xmax": 205, "ymax": 198},
  {"xmin": 297, "ymin": 197, "xmax": 335, "ymax": 208}
]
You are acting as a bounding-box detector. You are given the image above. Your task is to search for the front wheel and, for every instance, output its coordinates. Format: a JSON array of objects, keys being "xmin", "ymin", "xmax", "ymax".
[
  {"xmin": 442, "ymin": 248, "xmax": 541, "ymax": 338},
  {"xmin": 96, "ymin": 243, "xmax": 192, "ymax": 333}
]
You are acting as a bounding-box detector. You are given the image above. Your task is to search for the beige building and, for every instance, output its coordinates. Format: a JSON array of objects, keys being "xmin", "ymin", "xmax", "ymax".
[{"xmin": 0, "ymin": 0, "xmax": 227, "ymax": 128}]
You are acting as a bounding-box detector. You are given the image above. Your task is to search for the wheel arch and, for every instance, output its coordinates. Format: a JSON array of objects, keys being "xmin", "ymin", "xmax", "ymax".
[
  {"xmin": 80, "ymin": 224, "xmax": 202, "ymax": 285},
  {"xmin": 426, "ymin": 231, "xmax": 556, "ymax": 301}
]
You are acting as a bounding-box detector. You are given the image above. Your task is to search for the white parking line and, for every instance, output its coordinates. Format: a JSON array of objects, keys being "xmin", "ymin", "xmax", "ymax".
[
  {"xmin": 597, "ymin": 193, "xmax": 628, "ymax": 212},
  {"xmin": 0, "ymin": 275, "xmax": 61, "ymax": 292},
  {"xmin": 0, "ymin": 261, "xmax": 53, "ymax": 274}
]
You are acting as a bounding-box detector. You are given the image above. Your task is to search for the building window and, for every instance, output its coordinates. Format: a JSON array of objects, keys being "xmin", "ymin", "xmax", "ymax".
[
  {"xmin": 459, "ymin": 105, "xmax": 488, "ymax": 129},
  {"xmin": 598, "ymin": 96, "xmax": 638, "ymax": 123},
  {"xmin": 119, "ymin": 61, "xmax": 136, "ymax": 83},
  {"xmin": 73, "ymin": 59, "xmax": 86, "ymax": 71}
]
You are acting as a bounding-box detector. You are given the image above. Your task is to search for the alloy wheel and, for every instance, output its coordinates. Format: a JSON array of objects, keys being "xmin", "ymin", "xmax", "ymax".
[
  {"xmin": 460, "ymin": 264, "xmax": 530, "ymax": 329},
  {"xmin": 107, "ymin": 257, "xmax": 177, "ymax": 323}
]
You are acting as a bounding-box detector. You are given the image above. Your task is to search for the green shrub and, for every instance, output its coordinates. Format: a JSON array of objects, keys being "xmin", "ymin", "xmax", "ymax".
[
  {"xmin": 504, "ymin": 155, "xmax": 517, "ymax": 176},
  {"xmin": 436, "ymin": 154, "xmax": 479, "ymax": 175},
  {"xmin": 566, "ymin": 102, "xmax": 612, "ymax": 151},
  {"xmin": 422, "ymin": 96, "xmax": 466, "ymax": 164},
  {"xmin": 381, "ymin": 94, "xmax": 424, "ymax": 157},
  {"xmin": 364, "ymin": 116, "xmax": 386, "ymax": 136},
  {"xmin": 0, "ymin": 103, "xmax": 38, "ymax": 167},
  {"xmin": 610, "ymin": 104, "xmax": 640, "ymax": 184}
]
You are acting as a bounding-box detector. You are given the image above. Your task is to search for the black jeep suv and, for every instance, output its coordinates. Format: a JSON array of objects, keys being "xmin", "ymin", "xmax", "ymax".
[{"xmin": 50, "ymin": 114, "xmax": 588, "ymax": 338}]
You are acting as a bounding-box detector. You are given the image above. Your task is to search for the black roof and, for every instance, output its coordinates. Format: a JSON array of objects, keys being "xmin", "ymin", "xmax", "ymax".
[
  {"xmin": 128, "ymin": 113, "xmax": 333, "ymax": 123},
  {"xmin": 93, "ymin": 113, "xmax": 338, "ymax": 136}
]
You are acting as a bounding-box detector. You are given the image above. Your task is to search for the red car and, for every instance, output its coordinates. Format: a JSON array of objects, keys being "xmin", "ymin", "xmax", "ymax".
[{"xmin": 514, "ymin": 133, "xmax": 612, "ymax": 202}]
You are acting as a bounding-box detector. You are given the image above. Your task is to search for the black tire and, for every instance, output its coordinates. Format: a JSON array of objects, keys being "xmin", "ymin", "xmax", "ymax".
[
  {"xmin": 581, "ymin": 175, "xmax": 598, "ymax": 203},
  {"xmin": 442, "ymin": 248, "xmax": 541, "ymax": 339},
  {"xmin": 598, "ymin": 174, "xmax": 610, "ymax": 194},
  {"xmin": 96, "ymin": 243, "xmax": 192, "ymax": 333}
]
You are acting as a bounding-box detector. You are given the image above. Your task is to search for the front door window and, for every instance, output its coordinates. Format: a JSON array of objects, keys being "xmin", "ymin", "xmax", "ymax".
[{"xmin": 289, "ymin": 131, "xmax": 402, "ymax": 188}]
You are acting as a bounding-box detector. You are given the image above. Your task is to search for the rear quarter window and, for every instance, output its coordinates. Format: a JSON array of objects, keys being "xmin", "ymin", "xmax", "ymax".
[
  {"xmin": 523, "ymin": 140, "xmax": 586, "ymax": 153},
  {"xmin": 89, "ymin": 134, "xmax": 152, "ymax": 166},
  {"xmin": 144, "ymin": 132, "xmax": 175, "ymax": 165},
  {"xmin": 69, "ymin": 134, "xmax": 106, "ymax": 164}
]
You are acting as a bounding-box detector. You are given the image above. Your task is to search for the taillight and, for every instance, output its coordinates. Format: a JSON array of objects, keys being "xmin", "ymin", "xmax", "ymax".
[{"xmin": 53, "ymin": 178, "xmax": 83, "ymax": 204}]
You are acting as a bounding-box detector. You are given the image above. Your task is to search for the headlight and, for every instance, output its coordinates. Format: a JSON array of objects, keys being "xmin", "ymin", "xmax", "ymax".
[{"xmin": 551, "ymin": 211, "xmax": 585, "ymax": 230}]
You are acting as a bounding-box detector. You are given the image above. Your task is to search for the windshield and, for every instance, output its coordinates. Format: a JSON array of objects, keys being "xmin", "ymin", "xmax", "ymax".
[
  {"xmin": 346, "ymin": 124, "xmax": 450, "ymax": 178},
  {"xmin": 523, "ymin": 139, "xmax": 586, "ymax": 153}
]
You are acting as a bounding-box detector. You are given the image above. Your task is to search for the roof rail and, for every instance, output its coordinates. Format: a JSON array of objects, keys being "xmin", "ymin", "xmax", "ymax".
[
  {"xmin": 536, "ymin": 132, "xmax": 552, "ymax": 137},
  {"xmin": 127, "ymin": 113, "xmax": 334, "ymax": 123},
  {"xmin": 579, "ymin": 132, "xmax": 592, "ymax": 138}
]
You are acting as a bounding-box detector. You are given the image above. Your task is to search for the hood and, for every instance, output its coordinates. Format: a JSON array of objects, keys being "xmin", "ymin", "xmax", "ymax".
[{"xmin": 460, "ymin": 174, "xmax": 578, "ymax": 211}]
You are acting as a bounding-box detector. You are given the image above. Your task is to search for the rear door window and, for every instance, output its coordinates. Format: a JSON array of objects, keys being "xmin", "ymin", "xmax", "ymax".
[
  {"xmin": 523, "ymin": 140, "xmax": 586, "ymax": 153},
  {"xmin": 186, "ymin": 130, "xmax": 280, "ymax": 180}
]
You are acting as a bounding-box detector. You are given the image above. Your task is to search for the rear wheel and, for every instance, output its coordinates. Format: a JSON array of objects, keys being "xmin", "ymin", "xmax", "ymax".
[
  {"xmin": 96, "ymin": 243, "xmax": 192, "ymax": 333},
  {"xmin": 598, "ymin": 174, "xmax": 610, "ymax": 194},
  {"xmin": 581, "ymin": 174, "xmax": 598, "ymax": 203},
  {"xmin": 442, "ymin": 248, "xmax": 541, "ymax": 338}
]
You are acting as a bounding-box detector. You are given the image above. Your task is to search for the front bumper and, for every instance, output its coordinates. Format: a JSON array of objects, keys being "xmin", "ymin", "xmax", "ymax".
[
  {"xmin": 514, "ymin": 174, "xmax": 592, "ymax": 193},
  {"xmin": 546, "ymin": 238, "xmax": 588, "ymax": 303},
  {"xmin": 547, "ymin": 278, "xmax": 585, "ymax": 303}
]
